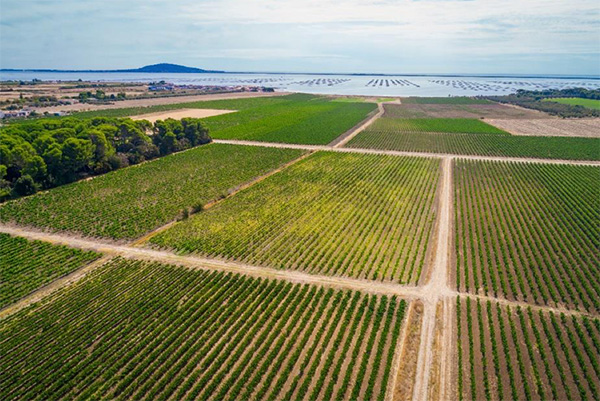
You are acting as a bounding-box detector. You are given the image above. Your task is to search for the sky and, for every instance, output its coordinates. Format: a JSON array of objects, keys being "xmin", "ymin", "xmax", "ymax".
[{"xmin": 1, "ymin": 0, "xmax": 599, "ymax": 75}]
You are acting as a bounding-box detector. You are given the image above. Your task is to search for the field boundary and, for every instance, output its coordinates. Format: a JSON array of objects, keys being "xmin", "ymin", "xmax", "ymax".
[
  {"xmin": 2, "ymin": 225, "xmax": 597, "ymax": 321},
  {"xmin": 0, "ymin": 255, "xmax": 112, "ymax": 319},
  {"xmin": 2, "ymin": 144, "xmax": 598, "ymax": 400},
  {"xmin": 130, "ymin": 150, "xmax": 314, "ymax": 246},
  {"xmin": 329, "ymin": 102, "xmax": 384, "ymax": 147},
  {"xmin": 212, "ymin": 139, "xmax": 600, "ymax": 165}
]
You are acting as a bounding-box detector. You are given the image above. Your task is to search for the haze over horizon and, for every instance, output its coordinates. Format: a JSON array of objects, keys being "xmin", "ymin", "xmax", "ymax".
[{"xmin": 1, "ymin": 0, "xmax": 599, "ymax": 76}]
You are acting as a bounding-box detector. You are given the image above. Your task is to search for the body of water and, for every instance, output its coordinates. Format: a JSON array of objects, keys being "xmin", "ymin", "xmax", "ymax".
[{"xmin": 2, "ymin": 71, "xmax": 599, "ymax": 97}]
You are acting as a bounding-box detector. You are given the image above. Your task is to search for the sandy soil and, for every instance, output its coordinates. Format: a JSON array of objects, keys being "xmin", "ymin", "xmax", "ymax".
[
  {"xmin": 486, "ymin": 118, "xmax": 600, "ymax": 138},
  {"xmin": 411, "ymin": 157, "xmax": 453, "ymax": 401},
  {"xmin": 391, "ymin": 302, "xmax": 424, "ymax": 401},
  {"xmin": 131, "ymin": 108, "xmax": 236, "ymax": 122},
  {"xmin": 31, "ymin": 91, "xmax": 290, "ymax": 114}
]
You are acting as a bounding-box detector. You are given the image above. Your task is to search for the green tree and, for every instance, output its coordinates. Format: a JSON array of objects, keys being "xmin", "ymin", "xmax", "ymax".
[
  {"xmin": 61, "ymin": 137, "xmax": 93, "ymax": 174},
  {"xmin": 23, "ymin": 156, "xmax": 48, "ymax": 183},
  {"xmin": 13, "ymin": 174, "xmax": 37, "ymax": 196},
  {"xmin": 159, "ymin": 131, "xmax": 178, "ymax": 155},
  {"xmin": 42, "ymin": 143, "xmax": 63, "ymax": 181},
  {"xmin": 32, "ymin": 134, "xmax": 57, "ymax": 154}
]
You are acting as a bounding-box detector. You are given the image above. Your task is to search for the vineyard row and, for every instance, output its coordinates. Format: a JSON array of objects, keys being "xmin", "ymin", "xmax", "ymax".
[
  {"xmin": 0, "ymin": 257, "xmax": 408, "ymax": 401},
  {"xmin": 150, "ymin": 151, "xmax": 440, "ymax": 284}
]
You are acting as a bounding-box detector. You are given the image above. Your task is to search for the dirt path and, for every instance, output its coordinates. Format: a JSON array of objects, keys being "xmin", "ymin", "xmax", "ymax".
[
  {"xmin": 411, "ymin": 157, "xmax": 452, "ymax": 401},
  {"xmin": 461, "ymin": 293, "xmax": 600, "ymax": 319},
  {"xmin": 212, "ymin": 139, "xmax": 600, "ymax": 166},
  {"xmin": 330, "ymin": 102, "xmax": 384, "ymax": 147},
  {"xmin": 3, "ymin": 217, "xmax": 597, "ymax": 323},
  {"xmin": 0, "ymin": 225, "xmax": 425, "ymax": 321},
  {"xmin": 130, "ymin": 151, "xmax": 314, "ymax": 246}
]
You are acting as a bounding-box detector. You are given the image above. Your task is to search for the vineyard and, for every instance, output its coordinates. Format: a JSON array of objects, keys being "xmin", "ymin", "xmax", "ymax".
[
  {"xmin": 0, "ymin": 257, "xmax": 408, "ymax": 401},
  {"xmin": 71, "ymin": 93, "xmax": 301, "ymax": 119},
  {"xmin": 363, "ymin": 118, "xmax": 509, "ymax": 134},
  {"xmin": 382, "ymin": 103, "xmax": 548, "ymax": 119},
  {"xmin": 0, "ymin": 233, "xmax": 100, "ymax": 308},
  {"xmin": 457, "ymin": 297, "xmax": 600, "ymax": 401},
  {"xmin": 74, "ymin": 93, "xmax": 377, "ymax": 145},
  {"xmin": 150, "ymin": 152, "xmax": 440, "ymax": 283},
  {"xmin": 454, "ymin": 160, "xmax": 600, "ymax": 313},
  {"xmin": 205, "ymin": 99, "xmax": 375, "ymax": 144},
  {"xmin": 346, "ymin": 119, "xmax": 600, "ymax": 160},
  {"xmin": 2, "ymin": 87, "xmax": 599, "ymax": 401},
  {"xmin": 0, "ymin": 144, "xmax": 303, "ymax": 240}
]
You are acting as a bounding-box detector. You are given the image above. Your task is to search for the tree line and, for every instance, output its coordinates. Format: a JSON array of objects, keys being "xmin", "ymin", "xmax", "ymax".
[
  {"xmin": 486, "ymin": 88, "xmax": 600, "ymax": 118},
  {"xmin": 0, "ymin": 116, "xmax": 210, "ymax": 200}
]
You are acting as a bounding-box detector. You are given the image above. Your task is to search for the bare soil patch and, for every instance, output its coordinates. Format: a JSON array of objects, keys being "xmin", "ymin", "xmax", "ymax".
[
  {"xmin": 392, "ymin": 302, "xmax": 424, "ymax": 401},
  {"xmin": 485, "ymin": 118, "xmax": 600, "ymax": 137},
  {"xmin": 131, "ymin": 108, "xmax": 235, "ymax": 122}
]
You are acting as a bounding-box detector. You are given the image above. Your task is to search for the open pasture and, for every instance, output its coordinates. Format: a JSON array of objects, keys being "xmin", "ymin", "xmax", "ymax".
[
  {"xmin": 0, "ymin": 233, "xmax": 100, "ymax": 308},
  {"xmin": 0, "ymin": 144, "xmax": 303, "ymax": 240},
  {"xmin": 0, "ymin": 257, "xmax": 408, "ymax": 401},
  {"xmin": 150, "ymin": 151, "xmax": 440, "ymax": 283},
  {"xmin": 454, "ymin": 160, "xmax": 600, "ymax": 313},
  {"xmin": 457, "ymin": 297, "xmax": 600, "ymax": 401}
]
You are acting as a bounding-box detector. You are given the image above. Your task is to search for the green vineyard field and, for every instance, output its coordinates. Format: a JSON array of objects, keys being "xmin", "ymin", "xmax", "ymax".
[
  {"xmin": 72, "ymin": 94, "xmax": 302, "ymax": 119},
  {"xmin": 457, "ymin": 297, "xmax": 600, "ymax": 401},
  {"xmin": 0, "ymin": 144, "xmax": 303, "ymax": 240},
  {"xmin": 364, "ymin": 118, "xmax": 508, "ymax": 134},
  {"xmin": 150, "ymin": 152, "xmax": 440, "ymax": 283},
  {"xmin": 0, "ymin": 233, "xmax": 100, "ymax": 308},
  {"xmin": 454, "ymin": 160, "xmax": 600, "ymax": 313},
  {"xmin": 74, "ymin": 94, "xmax": 377, "ymax": 145},
  {"xmin": 346, "ymin": 119, "xmax": 600, "ymax": 160},
  {"xmin": 0, "ymin": 257, "xmax": 407, "ymax": 401}
]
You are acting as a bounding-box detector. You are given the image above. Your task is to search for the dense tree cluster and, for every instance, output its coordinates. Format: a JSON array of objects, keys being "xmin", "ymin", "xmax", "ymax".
[
  {"xmin": 487, "ymin": 88, "xmax": 600, "ymax": 118},
  {"xmin": 78, "ymin": 90, "xmax": 126, "ymax": 102},
  {"xmin": 0, "ymin": 117, "xmax": 210, "ymax": 200}
]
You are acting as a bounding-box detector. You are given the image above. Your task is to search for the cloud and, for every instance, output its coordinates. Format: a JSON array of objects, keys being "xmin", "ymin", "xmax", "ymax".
[{"xmin": 1, "ymin": 0, "xmax": 598, "ymax": 75}]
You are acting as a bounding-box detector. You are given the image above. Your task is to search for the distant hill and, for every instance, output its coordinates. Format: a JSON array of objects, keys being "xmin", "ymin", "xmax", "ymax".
[
  {"xmin": 0, "ymin": 63, "xmax": 224, "ymax": 73},
  {"xmin": 118, "ymin": 63, "xmax": 223, "ymax": 73}
]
